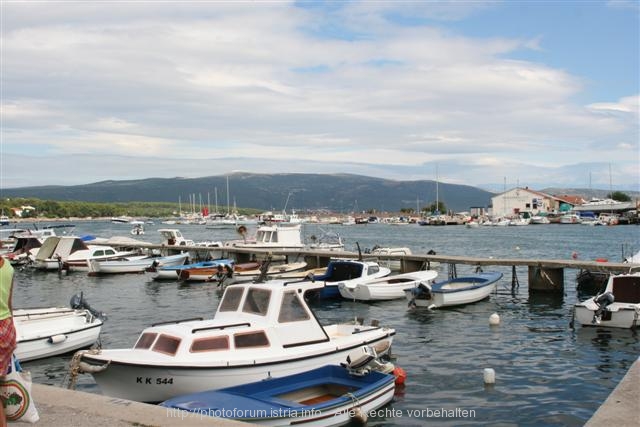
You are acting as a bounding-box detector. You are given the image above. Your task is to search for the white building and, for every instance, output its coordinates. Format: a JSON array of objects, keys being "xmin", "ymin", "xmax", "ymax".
[{"xmin": 490, "ymin": 187, "xmax": 556, "ymax": 218}]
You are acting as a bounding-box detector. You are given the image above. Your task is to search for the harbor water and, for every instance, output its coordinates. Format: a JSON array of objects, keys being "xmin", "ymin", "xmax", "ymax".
[{"xmin": 11, "ymin": 221, "xmax": 640, "ymax": 426}]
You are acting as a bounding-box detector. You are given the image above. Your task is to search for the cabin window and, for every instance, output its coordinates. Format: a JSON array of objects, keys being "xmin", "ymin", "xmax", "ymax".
[
  {"xmin": 278, "ymin": 291, "xmax": 310, "ymax": 323},
  {"xmin": 190, "ymin": 336, "xmax": 229, "ymax": 352},
  {"xmin": 134, "ymin": 332, "xmax": 157, "ymax": 349},
  {"xmin": 93, "ymin": 250, "xmax": 104, "ymax": 257},
  {"xmin": 104, "ymin": 249, "xmax": 115, "ymax": 256},
  {"xmin": 242, "ymin": 288, "xmax": 271, "ymax": 316},
  {"xmin": 152, "ymin": 334, "xmax": 181, "ymax": 356},
  {"xmin": 219, "ymin": 287, "xmax": 244, "ymax": 312},
  {"xmin": 234, "ymin": 331, "xmax": 269, "ymax": 348},
  {"xmin": 368, "ymin": 265, "xmax": 380, "ymax": 275}
]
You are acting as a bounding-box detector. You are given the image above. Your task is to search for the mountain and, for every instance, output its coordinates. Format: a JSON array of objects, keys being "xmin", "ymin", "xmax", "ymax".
[{"xmin": 1, "ymin": 173, "xmax": 494, "ymax": 213}]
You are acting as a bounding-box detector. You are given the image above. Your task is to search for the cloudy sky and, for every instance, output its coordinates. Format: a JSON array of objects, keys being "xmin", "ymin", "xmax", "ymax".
[{"xmin": 1, "ymin": 1, "xmax": 638, "ymax": 192}]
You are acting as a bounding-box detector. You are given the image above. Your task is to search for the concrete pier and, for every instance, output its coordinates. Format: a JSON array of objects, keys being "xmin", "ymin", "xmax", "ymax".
[
  {"xmin": 585, "ymin": 356, "xmax": 640, "ymax": 426},
  {"xmin": 31, "ymin": 383, "xmax": 250, "ymax": 426}
]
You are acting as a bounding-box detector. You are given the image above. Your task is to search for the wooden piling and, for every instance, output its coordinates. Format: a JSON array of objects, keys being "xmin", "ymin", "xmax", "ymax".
[{"xmin": 528, "ymin": 266, "xmax": 564, "ymax": 293}]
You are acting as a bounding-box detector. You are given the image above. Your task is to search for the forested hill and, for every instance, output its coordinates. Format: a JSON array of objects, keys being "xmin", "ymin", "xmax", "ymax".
[{"xmin": 2, "ymin": 173, "xmax": 494, "ymax": 213}]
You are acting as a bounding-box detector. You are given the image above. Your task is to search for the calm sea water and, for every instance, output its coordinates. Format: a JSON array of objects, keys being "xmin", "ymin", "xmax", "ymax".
[{"xmin": 11, "ymin": 221, "xmax": 640, "ymax": 426}]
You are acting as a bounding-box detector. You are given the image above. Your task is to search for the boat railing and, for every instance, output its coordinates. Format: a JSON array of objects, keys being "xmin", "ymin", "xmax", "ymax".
[
  {"xmin": 13, "ymin": 308, "xmax": 78, "ymax": 319},
  {"xmin": 191, "ymin": 322, "xmax": 251, "ymax": 334},
  {"xmin": 151, "ymin": 317, "xmax": 204, "ymax": 327}
]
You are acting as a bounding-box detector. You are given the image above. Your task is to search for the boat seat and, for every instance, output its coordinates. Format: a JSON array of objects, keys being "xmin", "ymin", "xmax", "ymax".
[{"xmin": 612, "ymin": 276, "xmax": 640, "ymax": 303}]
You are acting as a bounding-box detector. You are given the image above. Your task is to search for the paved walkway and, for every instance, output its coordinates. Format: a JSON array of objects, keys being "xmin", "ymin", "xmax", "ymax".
[
  {"xmin": 585, "ymin": 356, "xmax": 639, "ymax": 426},
  {"xmin": 31, "ymin": 383, "xmax": 251, "ymax": 426}
]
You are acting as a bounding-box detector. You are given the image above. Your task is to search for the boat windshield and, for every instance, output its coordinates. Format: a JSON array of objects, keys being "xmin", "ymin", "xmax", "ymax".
[
  {"xmin": 242, "ymin": 288, "xmax": 271, "ymax": 316},
  {"xmin": 278, "ymin": 291, "xmax": 310, "ymax": 323},
  {"xmin": 218, "ymin": 287, "xmax": 244, "ymax": 312}
]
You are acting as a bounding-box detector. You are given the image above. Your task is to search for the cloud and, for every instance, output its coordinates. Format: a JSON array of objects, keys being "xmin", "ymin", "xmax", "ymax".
[{"xmin": 1, "ymin": 1, "xmax": 638, "ymax": 192}]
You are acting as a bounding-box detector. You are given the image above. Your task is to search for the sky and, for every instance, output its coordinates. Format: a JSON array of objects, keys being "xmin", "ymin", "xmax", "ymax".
[{"xmin": 1, "ymin": 0, "xmax": 639, "ymax": 192}]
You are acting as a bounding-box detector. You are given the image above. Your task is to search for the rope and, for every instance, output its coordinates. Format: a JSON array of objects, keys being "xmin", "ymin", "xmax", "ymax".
[{"xmin": 65, "ymin": 348, "xmax": 103, "ymax": 389}]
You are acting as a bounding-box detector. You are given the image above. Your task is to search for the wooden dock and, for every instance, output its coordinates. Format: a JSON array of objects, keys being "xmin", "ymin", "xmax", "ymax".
[{"xmin": 96, "ymin": 239, "xmax": 639, "ymax": 293}]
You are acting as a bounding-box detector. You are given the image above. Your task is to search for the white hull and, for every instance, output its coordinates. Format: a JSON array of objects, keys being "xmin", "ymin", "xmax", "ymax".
[
  {"xmin": 152, "ymin": 269, "xmax": 180, "ymax": 280},
  {"xmin": 574, "ymin": 305, "xmax": 639, "ymax": 329},
  {"xmin": 82, "ymin": 330, "xmax": 393, "ymax": 403},
  {"xmin": 339, "ymin": 270, "xmax": 438, "ymax": 301},
  {"xmin": 89, "ymin": 254, "xmax": 188, "ymax": 275},
  {"xmin": 405, "ymin": 272, "xmax": 502, "ymax": 308},
  {"xmin": 13, "ymin": 307, "xmax": 103, "ymax": 362}
]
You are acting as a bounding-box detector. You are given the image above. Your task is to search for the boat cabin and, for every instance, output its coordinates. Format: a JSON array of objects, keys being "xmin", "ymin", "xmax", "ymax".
[
  {"xmin": 315, "ymin": 259, "xmax": 384, "ymax": 282},
  {"xmin": 158, "ymin": 229, "xmax": 195, "ymax": 246},
  {"xmin": 131, "ymin": 280, "xmax": 331, "ymax": 360}
]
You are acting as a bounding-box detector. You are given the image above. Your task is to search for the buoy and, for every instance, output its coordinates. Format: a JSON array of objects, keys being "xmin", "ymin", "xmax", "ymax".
[
  {"xmin": 393, "ymin": 366, "xmax": 407, "ymax": 386},
  {"xmin": 489, "ymin": 313, "xmax": 500, "ymax": 326},
  {"xmin": 515, "ymin": 246, "xmax": 520, "ymax": 251},
  {"xmin": 483, "ymin": 368, "xmax": 496, "ymax": 384},
  {"xmin": 571, "ymin": 251, "xmax": 579, "ymax": 260},
  {"xmin": 595, "ymin": 258, "xmax": 608, "ymax": 263}
]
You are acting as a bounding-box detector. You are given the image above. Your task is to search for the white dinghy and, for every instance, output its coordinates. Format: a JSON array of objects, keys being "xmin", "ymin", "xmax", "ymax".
[
  {"xmin": 14, "ymin": 294, "xmax": 105, "ymax": 362},
  {"xmin": 339, "ymin": 269, "xmax": 438, "ymax": 301},
  {"xmin": 76, "ymin": 279, "xmax": 395, "ymax": 403}
]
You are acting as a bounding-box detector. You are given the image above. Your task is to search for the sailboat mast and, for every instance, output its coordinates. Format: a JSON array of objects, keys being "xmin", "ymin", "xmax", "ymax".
[{"xmin": 226, "ymin": 175, "xmax": 230, "ymax": 215}]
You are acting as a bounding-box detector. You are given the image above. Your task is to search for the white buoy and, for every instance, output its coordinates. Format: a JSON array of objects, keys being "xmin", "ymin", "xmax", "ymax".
[
  {"xmin": 489, "ymin": 312, "xmax": 500, "ymax": 326},
  {"xmin": 484, "ymin": 368, "xmax": 496, "ymax": 384}
]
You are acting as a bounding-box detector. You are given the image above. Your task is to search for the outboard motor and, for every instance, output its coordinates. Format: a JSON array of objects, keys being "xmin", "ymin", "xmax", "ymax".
[
  {"xmin": 592, "ymin": 291, "xmax": 614, "ymax": 325},
  {"xmin": 342, "ymin": 346, "xmax": 394, "ymax": 376},
  {"xmin": 70, "ymin": 292, "xmax": 107, "ymax": 320}
]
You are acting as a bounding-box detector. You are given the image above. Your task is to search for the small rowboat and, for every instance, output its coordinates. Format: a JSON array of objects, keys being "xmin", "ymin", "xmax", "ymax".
[
  {"xmin": 14, "ymin": 294, "xmax": 104, "ymax": 362},
  {"xmin": 160, "ymin": 346, "xmax": 396, "ymax": 426},
  {"xmin": 405, "ymin": 271, "xmax": 503, "ymax": 309}
]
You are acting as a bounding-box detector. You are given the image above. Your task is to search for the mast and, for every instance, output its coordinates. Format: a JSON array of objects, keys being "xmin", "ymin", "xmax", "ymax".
[{"xmin": 226, "ymin": 175, "xmax": 230, "ymax": 215}]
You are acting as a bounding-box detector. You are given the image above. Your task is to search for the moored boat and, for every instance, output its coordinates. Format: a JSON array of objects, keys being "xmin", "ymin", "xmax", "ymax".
[
  {"xmin": 405, "ymin": 271, "xmax": 503, "ymax": 309},
  {"xmin": 14, "ymin": 294, "xmax": 104, "ymax": 362},
  {"xmin": 306, "ymin": 259, "xmax": 391, "ymax": 299},
  {"xmin": 573, "ymin": 270, "xmax": 640, "ymax": 328},
  {"xmin": 151, "ymin": 258, "xmax": 235, "ymax": 280},
  {"xmin": 160, "ymin": 346, "xmax": 396, "ymax": 426},
  {"xmin": 75, "ymin": 279, "xmax": 395, "ymax": 403},
  {"xmin": 339, "ymin": 269, "xmax": 438, "ymax": 302},
  {"xmin": 88, "ymin": 253, "xmax": 189, "ymax": 275}
]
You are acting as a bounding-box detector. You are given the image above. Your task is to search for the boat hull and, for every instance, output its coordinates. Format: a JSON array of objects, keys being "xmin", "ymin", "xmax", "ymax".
[
  {"xmin": 80, "ymin": 330, "xmax": 394, "ymax": 403},
  {"xmin": 339, "ymin": 270, "xmax": 438, "ymax": 301},
  {"xmin": 161, "ymin": 365, "xmax": 396, "ymax": 427},
  {"xmin": 13, "ymin": 308, "xmax": 103, "ymax": 362},
  {"xmin": 574, "ymin": 304, "xmax": 640, "ymax": 329},
  {"xmin": 405, "ymin": 272, "xmax": 502, "ymax": 308}
]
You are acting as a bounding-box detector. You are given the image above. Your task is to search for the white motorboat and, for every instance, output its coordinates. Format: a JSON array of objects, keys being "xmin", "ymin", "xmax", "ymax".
[
  {"xmin": 405, "ymin": 271, "xmax": 503, "ymax": 309},
  {"xmin": 306, "ymin": 258, "xmax": 392, "ymax": 299},
  {"xmin": 33, "ymin": 236, "xmax": 137, "ymax": 271},
  {"xmin": 88, "ymin": 253, "xmax": 189, "ymax": 275},
  {"xmin": 573, "ymin": 270, "xmax": 640, "ymax": 329},
  {"xmin": 339, "ymin": 269, "xmax": 438, "ymax": 301},
  {"xmin": 76, "ymin": 279, "xmax": 395, "ymax": 403},
  {"xmin": 14, "ymin": 294, "xmax": 104, "ymax": 362},
  {"xmin": 224, "ymin": 223, "xmax": 306, "ymax": 252},
  {"xmin": 130, "ymin": 222, "xmax": 145, "ymax": 236}
]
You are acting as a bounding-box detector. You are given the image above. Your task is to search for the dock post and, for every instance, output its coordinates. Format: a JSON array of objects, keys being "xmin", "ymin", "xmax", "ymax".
[{"xmin": 528, "ymin": 266, "xmax": 564, "ymax": 294}]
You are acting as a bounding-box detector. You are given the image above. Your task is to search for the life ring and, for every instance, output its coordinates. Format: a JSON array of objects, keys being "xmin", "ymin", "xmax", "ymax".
[{"xmin": 595, "ymin": 258, "xmax": 608, "ymax": 263}]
